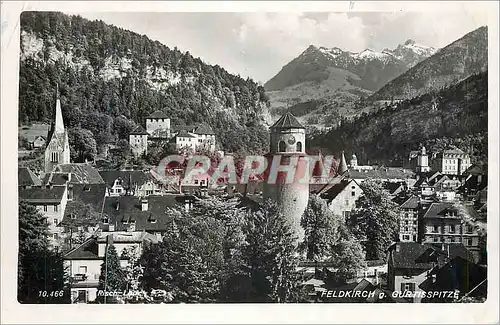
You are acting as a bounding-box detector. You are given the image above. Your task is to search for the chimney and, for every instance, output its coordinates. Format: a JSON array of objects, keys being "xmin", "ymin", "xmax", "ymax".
[
  {"xmin": 115, "ymin": 202, "xmax": 120, "ymax": 211},
  {"xmin": 141, "ymin": 199, "xmax": 148, "ymax": 211}
]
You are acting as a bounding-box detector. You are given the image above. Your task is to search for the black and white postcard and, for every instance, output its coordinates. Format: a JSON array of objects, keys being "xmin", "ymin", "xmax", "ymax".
[{"xmin": 1, "ymin": 1, "xmax": 498, "ymax": 324}]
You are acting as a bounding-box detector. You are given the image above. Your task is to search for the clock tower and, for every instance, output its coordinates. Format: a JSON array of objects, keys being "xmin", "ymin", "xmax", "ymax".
[{"xmin": 263, "ymin": 111, "xmax": 309, "ymax": 243}]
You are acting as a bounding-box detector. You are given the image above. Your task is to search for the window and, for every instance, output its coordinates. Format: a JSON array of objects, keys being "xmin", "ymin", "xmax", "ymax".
[
  {"xmin": 70, "ymin": 214, "xmax": 76, "ymax": 220},
  {"xmin": 78, "ymin": 266, "xmax": 88, "ymax": 274},
  {"xmin": 278, "ymin": 141, "xmax": 286, "ymax": 152},
  {"xmin": 102, "ymin": 216, "xmax": 109, "ymax": 224},
  {"xmin": 110, "ymin": 188, "xmax": 114, "ymax": 194},
  {"xmin": 51, "ymin": 152, "xmax": 59, "ymax": 163},
  {"xmin": 404, "ymin": 227, "xmax": 409, "ymax": 232},
  {"xmin": 466, "ymin": 238, "xmax": 473, "ymax": 246},
  {"xmin": 351, "ymin": 191, "xmax": 355, "ymax": 197},
  {"xmin": 433, "ymin": 225, "xmax": 439, "ymax": 233},
  {"xmin": 54, "ymin": 219, "xmax": 58, "ymax": 225},
  {"xmin": 53, "ymin": 233, "xmax": 59, "ymax": 240},
  {"xmin": 146, "ymin": 190, "xmax": 153, "ymax": 195},
  {"xmin": 401, "ymin": 283, "xmax": 415, "ymax": 292},
  {"xmin": 296, "ymin": 141, "xmax": 302, "ymax": 152},
  {"xmin": 54, "ymin": 205, "xmax": 58, "ymax": 212},
  {"xmin": 450, "ymin": 225, "xmax": 455, "ymax": 233},
  {"xmin": 43, "ymin": 205, "xmax": 48, "ymax": 212},
  {"xmin": 344, "ymin": 199, "xmax": 349, "ymax": 206},
  {"xmin": 402, "ymin": 235, "xmax": 410, "ymax": 241},
  {"xmin": 194, "ymin": 179, "xmax": 199, "ymax": 185}
]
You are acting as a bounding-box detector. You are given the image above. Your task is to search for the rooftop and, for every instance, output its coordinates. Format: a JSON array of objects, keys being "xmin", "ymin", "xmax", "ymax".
[
  {"xmin": 147, "ymin": 110, "xmax": 170, "ymax": 119},
  {"xmin": 53, "ymin": 164, "xmax": 105, "ymax": 184},
  {"xmin": 349, "ymin": 167, "xmax": 415, "ymax": 180},
  {"xmin": 399, "ymin": 195, "xmax": 420, "ymax": 209},
  {"xmin": 19, "ymin": 186, "xmax": 66, "ymax": 204},
  {"xmin": 193, "ymin": 124, "xmax": 215, "ymax": 135},
  {"xmin": 270, "ymin": 112, "xmax": 304, "ymax": 129},
  {"xmin": 99, "ymin": 170, "xmax": 156, "ymax": 188},
  {"xmin": 64, "ymin": 237, "xmax": 100, "ymax": 260},
  {"xmin": 97, "ymin": 231, "xmax": 159, "ymax": 244},
  {"xmin": 130, "ymin": 125, "xmax": 149, "ymax": 135},
  {"xmin": 321, "ymin": 179, "xmax": 359, "ymax": 202},
  {"xmin": 18, "ymin": 167, "xmax": 42, "ymax": 187},
  {"xmin": 102, "ymin": 195, "xmax": 192, "ymax": 232},
  {"xmin": 422, "ymin": 202, "xmax": 458, "ymax": 219},
  {"xmin": 175, "ymin": 130, "xmax": 196, "ymax": 138}
]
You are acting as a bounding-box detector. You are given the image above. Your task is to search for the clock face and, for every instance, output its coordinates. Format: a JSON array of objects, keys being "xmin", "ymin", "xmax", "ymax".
[{"xmin": 287, "ymin": 135, "xmax": 296, "ymax": 145}]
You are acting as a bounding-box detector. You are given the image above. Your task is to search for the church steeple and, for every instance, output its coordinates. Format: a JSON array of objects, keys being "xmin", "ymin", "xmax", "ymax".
[
  {"xmin": 54, "ymin": 84, "xmax": 65, "ymax": 134},
  {"xmin": 337, "ymin": 151, "xmax": 348, "ymax": 175}
]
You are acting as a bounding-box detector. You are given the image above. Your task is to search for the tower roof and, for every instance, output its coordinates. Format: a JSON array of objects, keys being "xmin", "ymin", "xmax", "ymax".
[
  {"xmin": 130, "ymin": 125, "xmax": 149, "ymax": 135},
  {"xmin": 54, "ymin": 85, "xmax": 65, "ymax": 134},
  {"xmin": 270, "ymin": 111, "xmax": 304, "ymax": 129},
  {"xmin": 147, "ymin": 110, "xmax": 170, "ymax": 119},
  {"xmin": 337, "ymin": 151, "xmax": 348, "ymax": 175}
]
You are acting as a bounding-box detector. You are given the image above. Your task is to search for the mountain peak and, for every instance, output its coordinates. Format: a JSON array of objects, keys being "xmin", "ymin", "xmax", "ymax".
[{"xmin": 404, "ymin": 39, "xmax": 416, "ymax": 46}]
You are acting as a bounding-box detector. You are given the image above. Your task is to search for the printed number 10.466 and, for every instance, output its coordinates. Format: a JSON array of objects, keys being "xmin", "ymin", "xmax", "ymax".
[{"xmin": 39, "ymin": 290, "xmax": 64, "ymax": 297}]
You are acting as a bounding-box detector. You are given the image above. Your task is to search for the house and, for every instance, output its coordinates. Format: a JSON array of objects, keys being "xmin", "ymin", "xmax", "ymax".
[
  {"xmin": 383, "ymin": 181, "xmax": 406, "ymax": 198},
  {"xmin": 99, "ymin": 170, "xmax": 163, "ymax": 197},
  {"xmin": 145, "ymin": 111, "xmax": 171, "ymax": 139},
  {"xmin": 419, "ymin": 246, "xmax": 486, "ymax": 302},
  {"xmin": 64, "ymin": 231, "xmax": 158, "ymax": 303},
  {"xmin": 45, "ymin": 164, "xmax": 107, "ymax": 248},
  {"xmin": 129, "ymin": 125, "xmax": 149, "ymax": 157},
  {"xmin": 19, "ymin": 185, "xmax": 68, "ymax": 247},
  {"xmin": 320, "ymin": 179, "xmax": 363, "ymax": 219},
  {"xmin": 396, "ymin": 195, "xmax": 419, "ymax": 242},
  {"xmin": 101, "ymin": 195, "xmax": 196, "ymax": 240},
  {"xmin": 387, "ymin": 242, "xmax": 477, "ymax": 303},
  {"xmin": 171, "ymin": 130, "xmax": 197, "ymax": 152},
  {"xmin": 192, "ymin": 124, "xmax": 216, "ymax": 152},
  {"xmin": 432, "ymin": 147, "xmax": 471, "ymax": 175},
  {"xmin": 420, "ymin": 202, "xmax": 480, "ymax": 253},
  {"xmin": 19, "ymin": 123, "xmax": 50, "ymax": 149},
  {"xmin": 18, "ymin": 167, "xmax": 42, "ymax": 189}
]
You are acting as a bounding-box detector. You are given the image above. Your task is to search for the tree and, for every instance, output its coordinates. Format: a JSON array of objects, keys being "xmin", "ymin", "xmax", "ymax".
[
  {"xmin": 349, "ymin": 180, "xmax": 400, "ymax": 260},
  {"xmin": 301, "ymin": 195, "xmax": 366, "ymax": 284},
  {"xmin": 96, "ymin": 244, "xmax": 125, "ymax": 303},
  {"xmin": 300, "ymin": 194, "xmax": 342, "ymax": 261},
  {"xmin": 68, "ymin": 127, "xmax": 97, "ymax": 162},
  {"xmin": 240, "ymin": 199, "xmax": 306, "ymax": 303},
  {"xmin": 18, "ymin": 201, "xmax": 69, "ymax": 303}
]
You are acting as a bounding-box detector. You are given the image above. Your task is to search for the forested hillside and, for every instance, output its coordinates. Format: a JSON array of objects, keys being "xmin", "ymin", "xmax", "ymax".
[
  {"xmin": 309, "ymin": 72, "xmax": 488, "ymax": 165},
  {"xmin": 19, "ymin": 12, "xmax": 271, "ymax": 155}
]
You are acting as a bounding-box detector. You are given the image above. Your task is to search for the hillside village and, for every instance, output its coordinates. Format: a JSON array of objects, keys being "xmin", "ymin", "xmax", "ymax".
[
  {"xmin": 16, "ymin": 12, "xmax": 488, "ymax": 305},
  {"xmin": 18, "ymin": 87, "xmax": 487, "ymax": 303}
]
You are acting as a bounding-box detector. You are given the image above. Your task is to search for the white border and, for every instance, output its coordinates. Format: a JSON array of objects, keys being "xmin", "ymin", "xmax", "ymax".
[{"xmin": 1, "ymin": 1, "xmax": 499, "ymax": 324}]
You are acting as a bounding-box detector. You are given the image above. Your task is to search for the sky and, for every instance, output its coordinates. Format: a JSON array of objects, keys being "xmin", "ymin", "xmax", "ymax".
[{"xmin": 76, "ymin": 10, "xmax": 489, "ymax": 84}]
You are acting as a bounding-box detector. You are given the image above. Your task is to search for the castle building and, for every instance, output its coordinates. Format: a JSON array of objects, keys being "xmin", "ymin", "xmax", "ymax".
[
  {"xmin": 44, "ymin": 87, "xmax": 70, "ymax": 173},
  {"xmin": 146, "ymin": 111, "xmax": 171, "ymax": 139},
  {"xmin": 416, "ymin": 146, "xmax": 431, "ymax": 173},
  {"xmin": 433, "ymin": 147, "xmax": 471, "ymax": 175},
  {"xmin": 129, "ymin": 125, "xmax": 149, "ymax": 157},
  {"xmin": 263, "ymin": 111, "xmax": 309, "ymax": 243}
]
